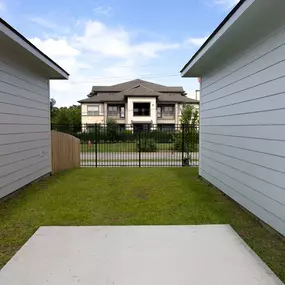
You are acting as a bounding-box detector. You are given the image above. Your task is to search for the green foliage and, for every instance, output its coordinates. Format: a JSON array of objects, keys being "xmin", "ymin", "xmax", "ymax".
[
  {"xmin": 173, "ymin": 132, "xmax": 198, "ymax": 152},
  {"xmin": 120, "ymin": 130, "xmax": 134, "ymax": 142},
  {"xmin": 137, "ymin": 138, "xmax": 157, "ymax": 152},
  {"xmin": 180, "ymin": 105, "xmax": 199, "ymax": 125},
  {"xmin": 143, "ymin": 130, "xmax": 174, "ymax": 143},
  {"xmin": 50, "ymin": 98, "xmax": 56, "ymax": 121},
  {"xmin": 106, "ymin": 118, "xmax": 119, "ymax": 142},
  {"xmin": 51, "ymin": 99, "xmax": 81, "ymax": 132},
  {"xmin": 175, "ymin": 105, "xmax": 199, "ymax": 154},
  {"xmin": 1, "ymin": 168, "xmax": 284, "ymax": 281},
  {"xmin": 173, "ymin": 126, "xmax": 199, "ymax": 152}
]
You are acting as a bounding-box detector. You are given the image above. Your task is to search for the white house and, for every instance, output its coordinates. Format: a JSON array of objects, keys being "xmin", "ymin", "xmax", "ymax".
[
  {"xmin": 79, "ymin": 79, "xmax": 199, "ymax": 132},
  {"xmin": 181, "ymin": 0, "xmax": 285, "ymax": 236},
  {"xmin": 0, "ymin": 18, "xmax": 69, "ymax": 198}
]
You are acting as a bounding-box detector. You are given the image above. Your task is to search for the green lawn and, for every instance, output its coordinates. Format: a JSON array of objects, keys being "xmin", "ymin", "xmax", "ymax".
[
  {"xmin": 0, "ymin": 168, "xmax": 284, "ymax": 281},
  {"xmin": 81, "ymin": 143, "xmax": 176, "ymax": 152}
]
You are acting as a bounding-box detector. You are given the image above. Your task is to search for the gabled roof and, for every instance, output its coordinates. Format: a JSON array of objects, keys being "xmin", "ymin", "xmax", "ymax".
[
  {"xmin": 180, "ymin": 0, "xmax": 246, "ymax": 74},
  {"xmin": 0, "ymin": 17, "xmax": 69, "ymax": 79},
  {"xmin": 78, "ymin": 79, "xmax": 199, "ymax": 104},
  {"xmin": 181, "ymin": 0, "xmax": 285, "ymax": 77},
  {"xmin": 118, "ymin": 84, "xmax": 162, "ymax": 97},
  {"xmin": 90, "ymin": 79, "xmax": 184, "ymax": 93}
]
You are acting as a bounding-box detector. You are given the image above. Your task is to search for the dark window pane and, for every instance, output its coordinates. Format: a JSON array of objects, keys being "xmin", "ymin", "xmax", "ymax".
[{"xmin": 133, "ymin": 103, "xmax": 150, "ymax": 116}]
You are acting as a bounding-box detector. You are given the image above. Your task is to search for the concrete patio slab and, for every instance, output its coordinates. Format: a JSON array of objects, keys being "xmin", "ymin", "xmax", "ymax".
[{"xmin": 0, "ymin": 225, "xmax": 283, "ymax": 285}]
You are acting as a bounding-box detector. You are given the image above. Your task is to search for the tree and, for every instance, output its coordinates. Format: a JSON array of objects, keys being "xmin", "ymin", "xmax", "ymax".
[
  {"xmin": 180, "ymin": 105, "xmax": 199, "ymax": 126},
  {"xmin": 50, "ymin": 98, "xmax": 58, "ymax": 123},
  {"xmin": 106, "ymin": 118, "xmax": 118, "ymax": 142},
  {"xmin": 51, "ymin": 100, "xmax": 81, "ymax": 133},
  {"xmin": 177, "ymin": 105, "xmax": 200, "ymax": 165}
]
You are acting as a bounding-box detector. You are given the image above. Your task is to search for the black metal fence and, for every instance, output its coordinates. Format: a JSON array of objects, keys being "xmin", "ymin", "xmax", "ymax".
[{"xmin": 51, "ymin": 124, "xmax": 199, "ymax": 167}]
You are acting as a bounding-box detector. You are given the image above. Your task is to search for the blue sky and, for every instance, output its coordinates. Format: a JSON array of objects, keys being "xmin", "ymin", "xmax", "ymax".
[{"xmin": 0, "ymin": 0, "xmax": 238, "ymax": 106}]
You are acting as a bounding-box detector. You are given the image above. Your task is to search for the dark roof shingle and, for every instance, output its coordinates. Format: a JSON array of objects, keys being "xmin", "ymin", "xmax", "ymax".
[{"xmin": 78, "ymin": 79, "xmax": 199, "ymax": 104}]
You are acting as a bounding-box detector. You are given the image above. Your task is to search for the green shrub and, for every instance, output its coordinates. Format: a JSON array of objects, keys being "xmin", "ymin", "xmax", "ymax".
[
  {"xmin": 149, "ymin": 130, "xmax": 174, "ymax": 143},
  {"xmin": 118, "ymin": 130, "xmax": 134, "ymax": 142},
  {"xmin": 137, "ymin": 138, "xmax": 157, "ymax": 152},
  {"xmin": 173, "ymin": 131, "xmax": 199, "ymax": 152},
  {"xmin": 138, "ymin": 130, "xmax": 173, "ymax": 143},
  {"xmin": 75, "ymin": 129, "xmax": 105, "ymax": 143},
  {"xmin": 106, "ymin": 119, "xmax": 119, "ymax": 142}
]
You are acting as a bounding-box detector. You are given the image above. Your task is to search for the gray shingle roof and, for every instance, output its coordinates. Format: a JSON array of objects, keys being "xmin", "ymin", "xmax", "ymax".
[
  {"xmin": 91, "ymin": 79, "xmax": 184, "ymax": 93},
  {"xmin": 78, "ymin": 79, "xmax": 199, "ymax": 104},
  {"xmin": 119, "ymin": 84, "xmax": 162, "ymax": 97}
]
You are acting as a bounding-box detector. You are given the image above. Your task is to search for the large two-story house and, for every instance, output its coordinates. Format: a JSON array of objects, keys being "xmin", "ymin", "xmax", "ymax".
[{"xmin": 78, "ymin": 79, "xmax": 199, "ymax": 131}]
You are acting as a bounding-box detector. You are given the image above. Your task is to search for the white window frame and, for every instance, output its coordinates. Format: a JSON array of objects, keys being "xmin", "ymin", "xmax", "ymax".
[
  {"xmin": 164, "ymin": 105, "xmax": 174, "ymax": 116},
  {"xmin": 108, "ymin": 105, "xmax": 118, "ymax": 116},
  {"xmin": 87, "ymin": 105, "xmax": 99, "ymax": 116},
  {"xmin": 120, "ymin": 106, "xmax": 125, "ymax": 118},
  {"xmin": 157, "ymin": 106, "xmax": 162, "ymax": 118}
]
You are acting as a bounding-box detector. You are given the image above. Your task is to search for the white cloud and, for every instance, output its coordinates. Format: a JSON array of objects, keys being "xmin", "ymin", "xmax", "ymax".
[
  {"xmin": 213, "ymin": 0, "xmax": 240, "ymax": 9},
  {"xmin": 75, "ymin": 21, "xmax": 179, "ymax": 59},
  {"xmin": 29, "ymin": 20, "xmax": 180, "ymax": 106},
  {"xmin": 134, "ymin": 42, "xmax": 180, "ymax": 58},
  {"xmin": 29, "ymin": 17, "xmax": 56, "ymax": 29},
  {"xmin": 187, "ymin": 36, "xmax": 209, "ymax": 47},
  {"xmin": 30, "ymin": 38, "xmax": 80, "ymax": 58}
]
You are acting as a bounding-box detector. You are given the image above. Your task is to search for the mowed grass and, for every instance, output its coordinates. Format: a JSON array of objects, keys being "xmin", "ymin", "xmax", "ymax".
[
  {"xmin": 0, "ymin": 168, "xmax": 284, "ymax": 281},
  {"xmin": 81, "ymin": 143, "xmax": 174, "ymax": 152}
]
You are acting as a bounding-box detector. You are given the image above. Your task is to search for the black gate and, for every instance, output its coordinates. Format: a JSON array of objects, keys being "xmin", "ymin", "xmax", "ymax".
[{"xmin": 51, "ymin": 124, "xmax": 199, "ymax": 167}]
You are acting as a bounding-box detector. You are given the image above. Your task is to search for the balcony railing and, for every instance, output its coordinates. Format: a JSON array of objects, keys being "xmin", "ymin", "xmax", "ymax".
[
  {"xmin": 82, "ymin": 112, "xmax": 104, "ymax": 116},
  {"xmin": 107, "ymin": 113, "xmax": 125, "ymax": 119},
  {"xmin": 157, "ymin": 111, "xmax": 175, "ymax": 120}
]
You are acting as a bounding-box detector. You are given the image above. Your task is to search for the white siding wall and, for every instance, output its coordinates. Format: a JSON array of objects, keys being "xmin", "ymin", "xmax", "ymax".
[
  {"xmin": 0, "ymin": 54, "xmax": 51, "ymax": 198},
  {"xmin": 199, "ymin": 25, "xmax": 285, "ymax": 236}
]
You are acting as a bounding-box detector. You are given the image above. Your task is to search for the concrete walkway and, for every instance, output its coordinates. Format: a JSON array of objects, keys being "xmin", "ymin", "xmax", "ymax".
[{"xmin": 0, "ymin": 226, "xmax": 283, "ymax": 285}]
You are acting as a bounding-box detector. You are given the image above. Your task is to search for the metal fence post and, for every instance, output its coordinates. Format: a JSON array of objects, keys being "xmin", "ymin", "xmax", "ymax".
[
  {"xmin": 95, "ymin": 124, "xmax": 98, "ymax": 168},
  {"xmin": 182, "ymin": 124, "xmax": 185, "ymax": 167},
  {"xmin": 138, "ymin": 130, "xmax": 141, "ymax": 168}
]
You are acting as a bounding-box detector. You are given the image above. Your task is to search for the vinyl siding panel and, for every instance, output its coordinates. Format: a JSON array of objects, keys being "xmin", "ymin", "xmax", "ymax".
[
  {"xmin": 0, "ymin": 56, "xmax": 51, "ymax": 199},
  {"xmin": 199, "ymin": 26, "xmax": 285, "ymax": 236}
]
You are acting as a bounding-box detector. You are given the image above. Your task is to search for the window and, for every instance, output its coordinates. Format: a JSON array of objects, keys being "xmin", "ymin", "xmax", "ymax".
[
  {"xmin": 157, "ymin": 106, "xmax": 162, "ymax": 118},
  {"xmin": 108, "ymin": 106, "xmax": 118, "ymax": 116},
  {"xmin": 133, "ymin": 103, "xmax": 150, "ymax": 116},
  {"xmin": 120, "ymin": 106, "xmax": 125, "ymax": 118},
  {"xmin": 87, "ymin": 105, "xmax": 99, "ymax": 116},
  {"xmin": 158, "ymin": 124, "xmax": 175, "ymax": 132},
  {"xmin": 164, "ymin": 106, "xmax": 174, "ymax": 116}
]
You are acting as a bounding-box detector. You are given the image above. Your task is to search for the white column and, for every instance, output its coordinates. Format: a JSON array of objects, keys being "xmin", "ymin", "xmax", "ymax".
[
  {"xmin": 175, "ymin": 103, "xmax": 179, "ymax": 125},
  {"xmin": 104, "ymin": 103, "xmax": 107, "ymax": 124}
]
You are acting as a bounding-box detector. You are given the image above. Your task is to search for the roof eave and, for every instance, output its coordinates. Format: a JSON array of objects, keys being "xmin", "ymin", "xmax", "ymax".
[
  {"xmin": 180, "ymin": 0, "xmax": 251, "ymax": 77},
  {"xmin": 124, "ymin": 94, "xmax": 160, "ymax": 98},
  {"xmin": 0, "ymin": 18, "xmax": 69, "ymax": 79}
]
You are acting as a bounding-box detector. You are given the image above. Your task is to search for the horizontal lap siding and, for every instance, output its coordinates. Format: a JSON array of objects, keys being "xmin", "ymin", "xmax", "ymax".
[
  {"xmin": 200, "ymin": 26, "xmax": 285, "ymax": 236},
  {"xmin": 0, "ymin": 58, "xmax": 51, "ymax": 198}
]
